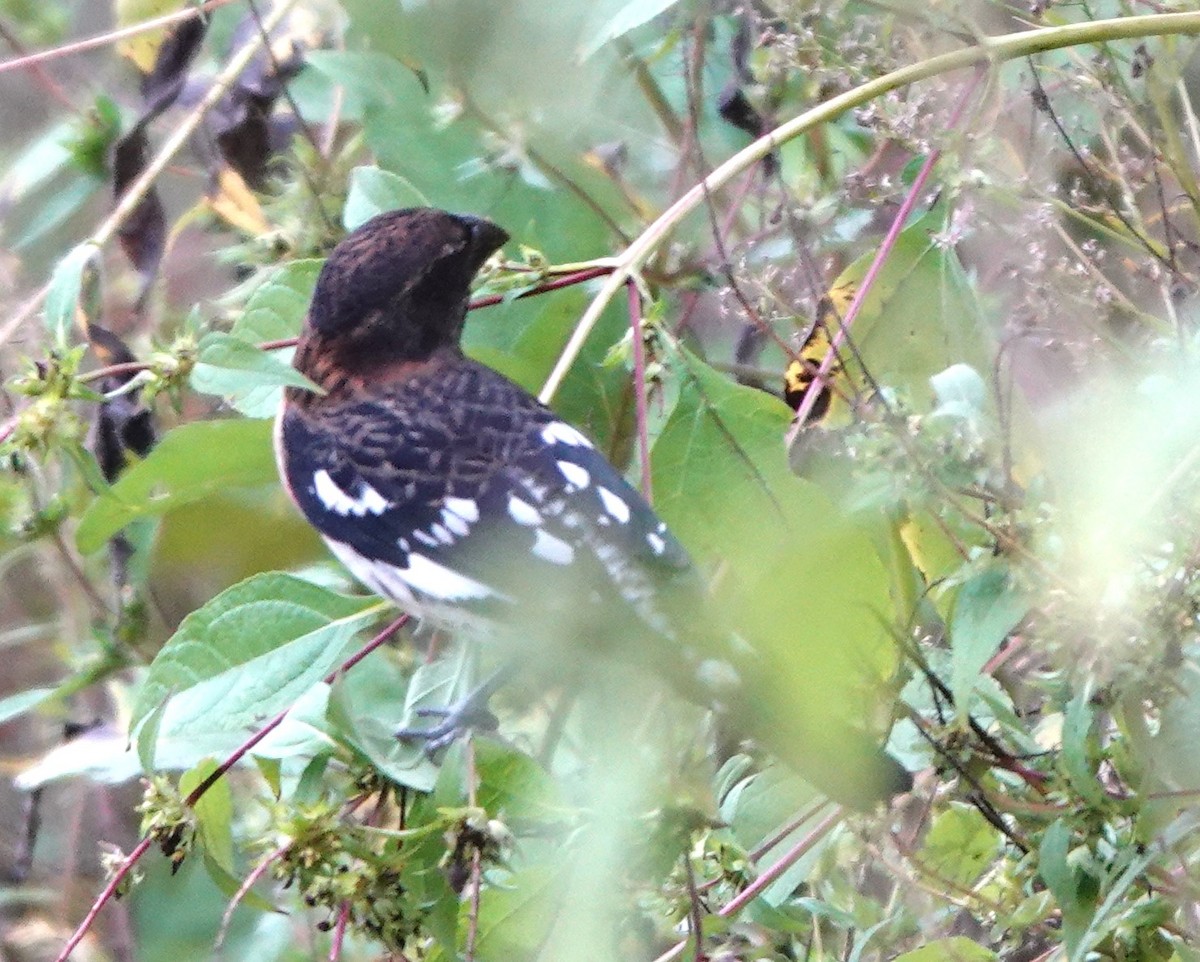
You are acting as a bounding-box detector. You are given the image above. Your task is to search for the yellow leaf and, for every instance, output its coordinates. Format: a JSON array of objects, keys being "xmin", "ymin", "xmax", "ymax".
[
  {"xmin": 208, "ymin": 167, "xmax": 270, "ymax": 235},
  {"xmin": 114, "ymin": 0, "xmax": 185, "ymax": 73}
]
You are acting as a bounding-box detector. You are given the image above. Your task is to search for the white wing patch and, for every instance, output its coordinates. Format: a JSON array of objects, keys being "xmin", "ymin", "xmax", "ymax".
[
  {"xmin": 444, "ymin": 497, "xmax": 479, "ymax": 523},
  {"xmin": 532, "ymin": 529, "xmax": 575, "ymax": 565},
  {"xmin": 441, "ymin": 510, "xmax": 470, "ymax": 537},
  {"xmin": 557, "ymin": 460, "xmax": 590, "ymax": 490},
  {"xmin": 508, "ymin": 495, "xmax": 542, "ymax": 526},
  {"xmin": 313, "ymin": 469, "xmax": 389, "ymax": 517},
  {"xmin": 323, "ymin": 538, "xmax": 509, "ymax": 622},
  {"xmin": 402, "ymin": 553, "xmax": 500, "ymax": 600},
  {"xmin": 542, "ymin": 421, "xmax": 593, "ymax": 448},
  {"xmin": 646, "ymin": 532, "xmax": 666, "ymax": 555},
  {"xmin": 597, "ymin": 486, "xmax": 631, "ymax": 524}
]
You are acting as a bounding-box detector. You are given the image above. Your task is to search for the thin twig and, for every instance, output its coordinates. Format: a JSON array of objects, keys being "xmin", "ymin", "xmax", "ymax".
[
  {"xmin": 53, "ymin": 612, "xmax": 408, "ymax": 962},
  {"xmin": 788, "ymin": 71, "xmax": 982, "ymax": 432},
  {"xmin": 0, "ymin": 0, "xmax": 238, "ymax": 77},
  {"xmin": 650, "ymin": 807, "xmax": 844, "ymax": 962},
  {"xmin": 31, "ymin": 265, "xmax": 620, "ymax": 396},
  {"xmin": 0, "ymin": 17, "xmax": 79, "ymax": 111},
  {"xmin": 683, "ymin": 855, "xmax": 705, "ymax": 962},
  {"xmin": 216, "ymin": 842, "xmax": 290, "ymax": 948},
  {"xmin": 537, "ymin": 11, "xmax": 1200, "ymax": 404},
  {"xmin": 329, "ymin": 900, "xmax": 351, "ymax": 961},
  {"xmin": 0, "ymin": 0, "xmax": 299, "ymax": 351},
  {"xmin": 626, "ymin": 281, "xmax": 653, "ymax": 500}
]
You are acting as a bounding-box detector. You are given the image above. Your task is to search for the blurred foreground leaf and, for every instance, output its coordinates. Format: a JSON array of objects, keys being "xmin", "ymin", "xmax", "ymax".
[
  {"xmin": 76, "ymin": 419, "xmax": 278, "ymax": 552},
  {"xmin": 132, "ymin": 572, "xmax": 383, "ymax": 745}
]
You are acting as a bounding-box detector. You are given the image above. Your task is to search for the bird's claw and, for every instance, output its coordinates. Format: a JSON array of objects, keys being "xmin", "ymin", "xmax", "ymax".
[{"xmin": 395, "ymin": 702, "xmax": 500, "ymax": 758}]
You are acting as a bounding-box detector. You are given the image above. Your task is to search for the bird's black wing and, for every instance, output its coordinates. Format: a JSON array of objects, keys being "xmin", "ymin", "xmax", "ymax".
[{"xmin": 278, "ymin": 355, "xmax": 692, "ymax": 638}]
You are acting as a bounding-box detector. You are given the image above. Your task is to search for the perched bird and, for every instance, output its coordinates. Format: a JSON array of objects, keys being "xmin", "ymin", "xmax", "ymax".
[{"xmin": 275, "ymin": 207, "xmax": 909, "ymax": 807}]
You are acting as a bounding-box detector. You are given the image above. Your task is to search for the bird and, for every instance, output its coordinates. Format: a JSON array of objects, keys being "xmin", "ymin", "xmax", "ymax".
[{"xmin": 274, "ymin": 207, "xmax": 910, "ymax": 807}]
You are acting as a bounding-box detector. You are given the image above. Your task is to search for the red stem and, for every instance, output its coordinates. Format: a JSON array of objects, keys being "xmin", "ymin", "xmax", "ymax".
[
  {"xmin": 790, "ymin": 69, "xmax": 984, "ymax": 428},
  {"xmin": 329, "ymin": 901, "xmax": 351, "ymax": 960},
  {"xmin": 467, "ymin": 265, "xmax": 615, "ymax": 310},
  {"xmin": 54, "ymin": 613, "xmax": 410, "ymax": 962}
]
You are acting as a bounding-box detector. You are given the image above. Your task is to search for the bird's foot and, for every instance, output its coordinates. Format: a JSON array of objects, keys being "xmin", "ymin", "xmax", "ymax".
[{"xmin": 395, "ymin": 702, "xmax": 500, "ymax": 756}]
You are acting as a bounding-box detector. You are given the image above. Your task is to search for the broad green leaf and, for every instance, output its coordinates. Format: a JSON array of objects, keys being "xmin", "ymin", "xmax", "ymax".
[
  {"xmin": 1039, "ymin": 819, "xmax": 1093, "ymax": 953},
  {"xmin": 251, "ymin": 682, "xmax": 340, "ymax": 762},
  {"xmin": 473, "ymin": 739, "xmax": 564, "ymax": 826},
  {"xmin": 190, "ymin": 331, "xmax": 321, "ymax": 419},
  {"xmin": 919, "ymin": 803, "xmax": 1001, "ymax": 888},
  {"xmin": 824, "ymin": 212, "xmax": 991, "ymax": 417},
  {"xmin": 1062, "ymin": 688, "xmax": 1107, "ymax": 808},
  {"xmin": 470, "ymin": 866, "xmax": 562, "ymax": 962},
  {"xmin": 929, "ymin": 363, "xmax": 988, "ymax": 423},
  {"xmin": 132, "ymin": 572, "xmax": 382, "ymax": 738},
  {"xmin": 950, "ymin": 565, "xmax": 1028, "ymax": 721},
  {"xmin": 723, "ymin": 763, "xmax": 823, "ymax": 906},
  {"xmin": 581, "ymin": 0, "xmax": 684, "ymax": 58},
  {"xmin": 0, "ymin": 687, "xmax": 55, "ymax": 725},
  {"xmin": 45, "ymin": 241, "xmax": 100, "ymax": 347},
  {"xmin": 180, "ymin": 759, "xmax": 235, "ymax": 875},
  {"xmin": 230, "ymin": 259, "xmax": 322, "ymax": 344},
  {"xmin": 1146, "ymin": 661, "xmax": 1200, "ymax": 792},
  {"xmin": 328, "ymin": 652, "xmax": 440, "ymax": 793},
  {"xmin": 652, "ymin": 351, "xmax": 897, "ymax": 805},
  {"xmin": 305, "ymin": 50, "xmax": 423, "ymax": 111},
  {"xmin": 343, "ymin": 165, "xmax": 429, "ymax": 231},
  {"xmin": 199, "ymin": 259, "xmax": 323, "ymax": 417},
  {"xmin": 75, "ymin": 419, "xmax": 279, "ymax": 553},
  {"xmin": 893, "ymin": 938, "xmax": 997, "ymax": 962}
]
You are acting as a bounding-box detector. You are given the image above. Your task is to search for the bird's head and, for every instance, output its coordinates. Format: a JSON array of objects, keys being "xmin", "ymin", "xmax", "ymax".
[{"xmin": 305, "ymin": 207, "xmax": 509, "ymax": 368}]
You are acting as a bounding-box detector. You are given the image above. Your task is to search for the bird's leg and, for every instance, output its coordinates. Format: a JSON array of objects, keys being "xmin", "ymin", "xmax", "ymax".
[{"xmin": 395, "ymin": 661, "xmax": 520, "ymax": 756}]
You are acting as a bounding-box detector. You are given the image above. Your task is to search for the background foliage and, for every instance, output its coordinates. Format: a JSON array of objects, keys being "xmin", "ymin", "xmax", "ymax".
[{"xmin": 3, "ymin": 1, "xmax": 1200, "ymax": 960}]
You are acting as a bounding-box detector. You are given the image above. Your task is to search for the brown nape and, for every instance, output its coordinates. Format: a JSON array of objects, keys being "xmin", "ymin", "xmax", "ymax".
[{"xmin": 288, "ymin": 335, "xmax": 458, "ymax": 408}]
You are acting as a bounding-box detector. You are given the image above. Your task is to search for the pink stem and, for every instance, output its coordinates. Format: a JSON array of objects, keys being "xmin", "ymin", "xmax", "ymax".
[
  {"xmin": 329, "ymin": 901, "xmax": 351, "ymax": 960},
  {"xmin": 790, "ymin": 70, "xmax": 983, "ymax": 429},
  {"xmin": 54, "ymin": 613, "xmax": 410, "ymax": 962}
]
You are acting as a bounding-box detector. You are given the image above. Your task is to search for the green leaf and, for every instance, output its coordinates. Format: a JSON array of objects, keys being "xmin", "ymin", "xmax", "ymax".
[
  {"xmin": 343, "ymin": 165, "xmax": 429, "ymax": 231},
  {"xmin": 75, "ymin": 419, "xmax": 279, "ymax": 553},
  {"xmin": 199, "ymin": 259, "xmax": 323, "ymax": 417},
  {"xmin": 132, "ymin": 572, "xmax": 382, "ymax": 739},
  {"xmin": 919, "ymin": 803, "xmax": 1001, "ymax": 888},
  {"xmin": 1147, "ymin": 661, "xmax": 1200, "ymax": 792},
  {"xmin": 191, "ymin": 332, "xmax": 321, "ymax": 418},
  {"xmin": 180, "ymin": 759, "xmax": 235, "ymax": 874},
  {"xmin": 892, "ymin": 937, "xmax": 997, "ymax": 962},
  {"xmin": 473, "ymin": 739, "xmax": 564, "ymax": 826},
  {"xmin": 1039, "ymin": 819, "xmax": 1093, "ymax": 953},
  {"xmin": 45, "ymin": 241, "xmax": 100, "ymax": 347},
  {"xmin": 230, "ymin": 259, "xmax": 322, "ymax": 344},
  {"xmin": 949, "ymin": 565, "xmax": 1028, "ymax": 721},
  {"xmin": 930, "ymin": 363, "xmax": 988, "ymax": 422},
  {"xmin": 722, "ymin": 763, "xmax": 823, "ymax": 905},
  {"xmin": 328, "ymin": 652, "xmax": 440, "ymax": 793},
  {"xmin": 470, "ymin": 866, "xmax": 561, "ymax": 962},
  {"xmin": 1062, "ymin": 688, "xmax": 1107, "ymax": 808},
  {"xmin": 652, "ymin": 350, "xmax": 897, "ymax": 804},
  {"xmin": 829, "ymin": 212, "xmax": 992, "ymax": 409},
  {"xmin": 305, "ymin": 50, "xmax": 423, "ymax": 110},
  {"xmin": 0, "ymin": 687, "xmax": 55, "ymax": 725},
  {"xmin": 581, "ymin": 0, "xmax": 684, "ymax": 58}
]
